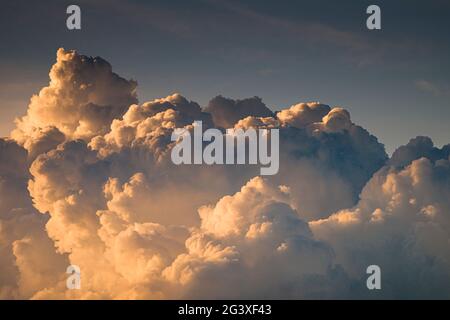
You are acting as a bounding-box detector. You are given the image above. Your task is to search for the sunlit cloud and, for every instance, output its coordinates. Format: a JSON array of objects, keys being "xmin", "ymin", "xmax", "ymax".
[{"xmin": 0, "ymin": 49, "xmax": 449, "ymax": 299}]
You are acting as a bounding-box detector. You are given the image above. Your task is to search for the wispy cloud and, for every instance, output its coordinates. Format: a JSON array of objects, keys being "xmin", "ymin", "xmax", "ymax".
[{"xmin": 415, "ymin": 79, "xmax": 450, "ymax": 97}]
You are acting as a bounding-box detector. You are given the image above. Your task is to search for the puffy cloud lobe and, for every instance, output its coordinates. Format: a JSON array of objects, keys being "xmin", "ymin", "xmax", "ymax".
[
  {"xmin": 163, "ymin": 178, "xmax": 353, "ymax": 299},
  {"xmin": 0, "ymin": 139, "xmax": 67, "ymax": 299},
  {"xmin": 12, "ymin": 48, "xmax": 137, "ymax": 156},
  {"xmin": 276, "ymin": 102, "xmax": 330, "ymax": 128},
  {"xmin": 90, "ymin": 93, "xmax": 212, "ymax": 159},
  {"xmin": 236, "ymin": 103, "xmax": 387, "ymax": 219},
  {"xmin": 234, "ymin": 116, "xmax": 280, "ymax": 129},
  {"xmin": 389, "ymin": 136, "xmax": 450, "ymax": 168},
  {"xmin": 311, "ymin": 155, "xmax": 450, "ymax": 298},
  {"xmin": 102, "ymin": 173, "xmax": 217, "ymax": 226},
  {"xmin": 198, "ymin": 176, "xmax": 292, "ymax": 238},
  {"xmin": 99, "ymin": 220, "xmax": 188, "ymax": 288},
  {"xmin": 0, "ymin": 139, "xmax": 33, "ymax": 297},
  {"xmin": 12, "ymin": 126, "xmax": 65, "ymax": 160},
  {"xmin": 205, "ymin": 95, "xmax": 274, "ymax": 128},
  {"xmin": 0, "ymin": 139, "xmax": 30, "ymax": 212},
  {"xmin": 276, "ymin": 103, "xmax": 353, "ymax": 133}
]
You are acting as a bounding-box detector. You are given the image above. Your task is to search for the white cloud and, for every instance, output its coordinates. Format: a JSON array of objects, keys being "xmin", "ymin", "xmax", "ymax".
[{"xmin": 12, "ymin": 48, "xmax": 137, "ymax": 157}]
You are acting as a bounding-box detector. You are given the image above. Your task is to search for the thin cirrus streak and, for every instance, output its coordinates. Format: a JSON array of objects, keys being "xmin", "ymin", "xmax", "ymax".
[{"xmin": 0, "ymin": 48, "xmax": 449, "ymax": 299}]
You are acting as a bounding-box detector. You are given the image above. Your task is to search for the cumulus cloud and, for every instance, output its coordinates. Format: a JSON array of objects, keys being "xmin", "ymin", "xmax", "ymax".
[
  {"xmin": 276, "ymin": 102, "xmax": 330, "ymax": 128},
  {"xmin": 90, "ymin": 93, "xmax": 213, "ymax": 159},
  {"xmin": 0, "ymin": 139, "xmax": 67, "ymax": 299},
  {"xmin": 389, "ymin": 136, "xmax": 450, "ymax": 168},
  {"xmin": 236, "ymin": 102, "xmax": 387, "ymax": 220},
  {"xmin": 311, "ymin": 143, "xmax": 450, "ymax": 298},
  {"xmin": 163, "ymin": 177, "xmax": 354, "ymax": 299},
  {"xmin": 205, "ymin": 95, "xmax": 274, "ymax": 128},
  {"xmin": 11, "ymin": 48, "xmax": 137, "ymax": 157},
  {"xmin": 1, "ymin": 48, "xmax": 449, "ymax": 299}
]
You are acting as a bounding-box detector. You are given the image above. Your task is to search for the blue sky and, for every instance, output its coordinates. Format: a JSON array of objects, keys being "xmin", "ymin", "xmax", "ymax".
[{"xmin": 1, "ymin": 0, "xmax": 449, "ymax": 153}]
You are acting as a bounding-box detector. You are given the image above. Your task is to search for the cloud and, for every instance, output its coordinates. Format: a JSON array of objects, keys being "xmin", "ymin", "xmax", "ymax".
[
  {"xmin": 90, "ymin": 93, "xmax": 213, "ymax": 158},
  {"xmin": 277, "ymin": 102, "xmax": 330, "ymax": 128},
  {"xmin": 11, "ymin": 48, "xmax": 137, "ymax": 157},
  {"xmin": 415, "ymin": 79, "xmax": 450, "ymax": 97},
  {"xmin": 163, "ymin": 177, "xmax": 354, "ymax": 299},
  {"xmin": 205, "ymin": 95, "xmax": 274, "ymax": 128},
  {"xmin": 311, "ymin": 143, "xmax": 450, "ymax": 298},
  {"xmin": 20, "ymin": 97, "xmax": 385, "ymax": 297},
  {"xmin": 389, "ymin": 136, "xmax": 450, "ymax": 168},
  {"xmin": 237, "ymin": 103, "xmax": 387, "ymax": 220},
  {"xmin": 1, "ymin": 48, "xmax": 449, "ymax": 299},
  {"xmin": 0, "ymin": 138, "xmax": 67, "ymax": 298}
]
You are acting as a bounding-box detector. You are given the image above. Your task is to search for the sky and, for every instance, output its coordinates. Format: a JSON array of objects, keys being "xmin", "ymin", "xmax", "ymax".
[
  {"xmin": 2, "ymin": 0, "xmax": 450, "ymax": 299},
  {"xmin": 1, "ymin": 0, "xmax": 450, "ymax": 153}
]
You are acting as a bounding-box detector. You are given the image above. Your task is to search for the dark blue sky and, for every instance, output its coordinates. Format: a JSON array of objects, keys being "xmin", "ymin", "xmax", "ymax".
[{"xmin": 1, "ymin": 0, "xmax": 449, "ymax": 153}]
